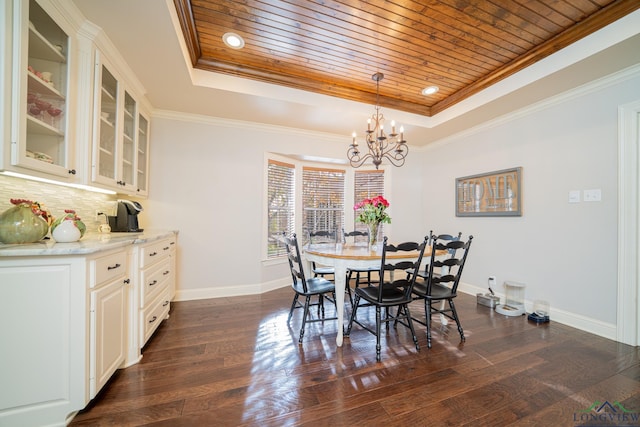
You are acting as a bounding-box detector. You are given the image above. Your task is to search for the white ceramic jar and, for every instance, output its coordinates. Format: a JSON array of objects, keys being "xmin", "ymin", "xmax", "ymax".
[{"xmin": 52, "ymin": 219, "xmax": 81, "ymax": 242}]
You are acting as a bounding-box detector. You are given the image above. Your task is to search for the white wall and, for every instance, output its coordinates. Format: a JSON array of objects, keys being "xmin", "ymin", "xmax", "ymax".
[
  {"xmin": 420, "ymin": 69, "xmax": 640, "ymax": 335},
  {"xmin": 143, "ymin": 69, "xmax": 640, "ymax": 339},
  {"xmin": 145, "ymin": 114, "xmax": 422, "ymax": 299}
]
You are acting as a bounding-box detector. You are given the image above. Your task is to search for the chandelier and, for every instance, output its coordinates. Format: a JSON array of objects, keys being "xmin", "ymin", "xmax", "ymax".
[{"xmin": 348, "ymin": 72, "xmax": 408, "ymax": 169}]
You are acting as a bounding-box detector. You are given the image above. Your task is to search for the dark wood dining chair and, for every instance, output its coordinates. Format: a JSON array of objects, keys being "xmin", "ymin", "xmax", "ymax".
[
  {"xmin": 406, "ymin": 231, "xmax": 463, "ymax": 280},
  {"xmin": 343, "ymin": 228, "xmax": 379, "ymax": 306},
  {"xmin": 307, "ymin": 230, "xmax": 336, "ymax": 280},
  {"xmin": 412, "ymin": 234, "xmax": 473, "ymax": 348},
  {"xmin": 283, "ymin": 232, "xmax": 337, "ymax": 343},
  {"xmin": 345, "ymin": 236, "xmax": 428, "ymax": 362}
]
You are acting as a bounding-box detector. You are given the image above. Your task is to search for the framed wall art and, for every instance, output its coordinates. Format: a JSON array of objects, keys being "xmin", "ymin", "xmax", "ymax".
[{"xmin": 456, "ymin": 167, "xmax": 522, "ymax": 216}]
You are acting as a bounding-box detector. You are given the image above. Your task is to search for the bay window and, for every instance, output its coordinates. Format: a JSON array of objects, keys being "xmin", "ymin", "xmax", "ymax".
[{"xmin": 265, "ymin": 156, "xmax": 386, "ymax": 259}]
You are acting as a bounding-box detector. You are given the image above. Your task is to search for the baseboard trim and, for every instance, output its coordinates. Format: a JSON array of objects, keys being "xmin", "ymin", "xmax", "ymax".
[
  {"xmin": 174, "ymin": 279, "xmax": 617, "ymax": 341},
  {"xmin": 458, "ymin": 282, "xmax": 617, "ymax": 341},
  {"xmin": 174, "ymin": 278, "xmax": 290, "ymax": 301}
]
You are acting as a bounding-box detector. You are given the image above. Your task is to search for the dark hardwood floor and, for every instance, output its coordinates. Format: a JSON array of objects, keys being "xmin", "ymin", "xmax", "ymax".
[{"xmin": 70, "ymin": 287, "xmax": 640, "ymax": 426}]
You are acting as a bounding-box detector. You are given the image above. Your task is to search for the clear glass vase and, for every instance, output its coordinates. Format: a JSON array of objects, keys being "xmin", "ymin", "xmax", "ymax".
[{"xmin": 368, "ymin": 222, "xmax": 379, "ymax": 249}]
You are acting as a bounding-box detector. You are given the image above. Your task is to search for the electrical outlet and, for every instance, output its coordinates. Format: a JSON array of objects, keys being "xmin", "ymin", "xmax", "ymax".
[{"xmin": 488, "ymin": 276, "xmax": 496, "ymax": 287}]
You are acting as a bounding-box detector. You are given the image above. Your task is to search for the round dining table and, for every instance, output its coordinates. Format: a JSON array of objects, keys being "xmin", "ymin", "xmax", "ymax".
[{"xmin": 303, "ymin": 243, "xmax": 434, "ymax": 347}]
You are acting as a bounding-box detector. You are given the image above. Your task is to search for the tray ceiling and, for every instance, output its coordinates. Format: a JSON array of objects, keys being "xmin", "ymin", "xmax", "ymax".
[{"xmin": 173, "ymin": 0, "xmax": 640, "ymax": 118}]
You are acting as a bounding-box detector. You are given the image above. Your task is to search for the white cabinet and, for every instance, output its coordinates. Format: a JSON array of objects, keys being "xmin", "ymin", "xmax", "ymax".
[
  {"xmin": 91, "ymin": 51, "xmax": 150, "ymax": 195},
  {"xmin": 0, "ymin": 246, "xmax": 131, "ymax": 426},
  {"xmin": 1, "ymin": 1, "xmax": 13, "ymax": 171},
  {"xmin": 0, "ymin": 256, "xmax": 88, "ymax": 426},
  {"xmin": 7, "ymin": 0, "xmax": 79, "ymax": 180},
  {"xmin": 136, "ymin": 112, "xmax": 150, "ymax": 196},
  {"xmin": 2, "ymin": 0, "xmax": 153, "ymax": 194},
  {"xmin": 124, "ymin": 234, "xmax": 177, "ymax": 365},
  {"xmin": 138, "ymin": 236, "xmax": 175, "ymax": 346},
  {"xmin": 89, "ymin": 249, "xmax": 129, "ymax": 398}
]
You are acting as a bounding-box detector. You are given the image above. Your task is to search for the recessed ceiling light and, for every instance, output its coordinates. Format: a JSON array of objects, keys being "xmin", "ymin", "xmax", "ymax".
[
  {"xmin": 421, "ymin": 85, "xmax": 439, "ymax": 95},
  {"xmin": 222, "ymin": 32, "xmax": 245, "ymax": 49}
]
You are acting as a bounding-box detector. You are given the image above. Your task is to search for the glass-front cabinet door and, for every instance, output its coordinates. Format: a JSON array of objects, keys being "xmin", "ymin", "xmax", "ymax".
[
  {"xmin": 121, "ymin": 91, "xmax": 136, "ymax": 190},
  {"xmin": 11, "ymin": 0, "xmax": 76, "ymax": 179},
  {"xmin": 136, "ymin": 113, "xmax": 149, "ymax": 196},
  {"xmin": 95, "ymin": 63, "xmax": 118, "ymax": 184},
  {"xmin": 92, "ymin": 51, "xmax": 146, "ymax": 194}
]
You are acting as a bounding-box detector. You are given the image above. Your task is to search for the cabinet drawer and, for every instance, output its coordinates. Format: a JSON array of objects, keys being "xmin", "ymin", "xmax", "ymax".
[
  {"xmin": 92, "ymin": 251, "xmax": 128, "ymax": 288},
  {"xmin": 140, "ymin": 258, "xmax": 171, "ymax": 308},
  {"xmin": 141, "ymin": 290, "xmax": 170, "ymax": 345},
  {"xmin": 140, "ymin": 238, "xmax": 173, "ymax": 268}
]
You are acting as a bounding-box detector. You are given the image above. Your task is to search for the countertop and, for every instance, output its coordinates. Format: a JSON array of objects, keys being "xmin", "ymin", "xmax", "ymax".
[{"xmin": 0, "ymin": 229, "xmax": 177, "ymax": 257}]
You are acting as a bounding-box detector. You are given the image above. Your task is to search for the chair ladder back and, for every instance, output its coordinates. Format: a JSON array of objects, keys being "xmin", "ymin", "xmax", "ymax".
[
  {"xmin": 283, "ymin": 232, "xmax": 309, "ymax": 293},
  {"xmin": 428, "ymin": 235, "xmax": 473, "ymax": 294},
  {"xmin": 343, "ymin": 228, "xmax": 369, "ymax": 244},
  {"xmin": 308, "ymin": 230, "xmax": 336, "ymax": 244},
  {"xmin": 379, "ymin": 237, "xmax": 429, "ymax": 302}
]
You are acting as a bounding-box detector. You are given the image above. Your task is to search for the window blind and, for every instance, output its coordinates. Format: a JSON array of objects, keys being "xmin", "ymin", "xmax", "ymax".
[
  {"xmin": 267, "ymin": 159, "xmax": 295, "ymax": 258},
  {"xmin": 354, "ymin": 170, "xmax": 385, "ymax": 240},
  {"xmin": 302, "ymin": 166, "xmax": 345, "ymax": 243}
]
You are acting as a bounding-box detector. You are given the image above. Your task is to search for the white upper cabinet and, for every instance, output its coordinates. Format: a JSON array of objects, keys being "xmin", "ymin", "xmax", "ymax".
[
  {"xmin": 91, "ymin": 51, "xmax": 149, "ymax": 196},
  {"xmin": 1, "ymin": 0, "xmax": 151, "ymax": 194},
  {"xmin": 136, "ymin": 112, "xmax": 150, "ymax": 196},
  {"xmin": 8, "ymin": 0, "xmax": 79, "ymax": 180}
]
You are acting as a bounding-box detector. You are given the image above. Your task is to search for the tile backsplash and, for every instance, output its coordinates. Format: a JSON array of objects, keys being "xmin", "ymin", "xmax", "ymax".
[{"xmin": 0, "ymin": 175, "xmax": 118, "ymax": 233}]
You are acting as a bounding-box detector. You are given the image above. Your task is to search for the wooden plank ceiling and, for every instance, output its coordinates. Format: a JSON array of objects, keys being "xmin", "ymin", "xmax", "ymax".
[{"xmin": 174, "ymin": 0, "xmax": 640, "ymax": 117}]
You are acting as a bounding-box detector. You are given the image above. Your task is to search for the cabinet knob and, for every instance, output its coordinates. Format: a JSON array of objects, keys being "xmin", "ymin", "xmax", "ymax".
[
  {"xmin": 107, "ymin": 263, "xmax": 121, "ymax": 270},
  {"xmin": 149, "ymin": 316, "xmax": 157, "ymax": 324},
  {"xmin": 68, "ymin": 169, "xmax": 76, "ymax": 175},
  {"xmin": 123, "ymin": 278, "xmax": 130, "ymax": 284},
  {"xmin": 149, "ymin": 280, "xmax": 158, "ymax": 286}
]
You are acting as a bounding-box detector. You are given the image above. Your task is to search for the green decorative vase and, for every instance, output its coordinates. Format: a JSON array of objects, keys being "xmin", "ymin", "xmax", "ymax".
[{"xmin": 0, "ymin": 203, "xmax": 49, "ymax": 244}]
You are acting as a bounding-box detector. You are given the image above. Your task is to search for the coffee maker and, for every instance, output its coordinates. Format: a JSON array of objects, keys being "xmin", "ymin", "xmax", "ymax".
[{"xmin": 108, "ymin": 199, "xmax": 144, "ymax": 232}]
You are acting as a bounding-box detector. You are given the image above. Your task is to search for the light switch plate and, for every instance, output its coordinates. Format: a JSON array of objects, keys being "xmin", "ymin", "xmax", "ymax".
[
  {"xmin": 568, "ymin": 190, "xmax": 581, "ymax": 203},
  {"xmin": 584, "ymin": 189, "xmax": 602, "ymax": 202}
]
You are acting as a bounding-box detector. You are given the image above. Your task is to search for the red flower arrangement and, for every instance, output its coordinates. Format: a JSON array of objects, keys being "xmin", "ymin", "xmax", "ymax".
[{"xmin": 354, "ymin": 195, "xmax": 391, "ymax": 225}]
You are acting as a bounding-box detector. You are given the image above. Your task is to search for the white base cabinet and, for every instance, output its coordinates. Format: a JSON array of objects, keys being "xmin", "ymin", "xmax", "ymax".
[
  {"xmin": 138, "ymin": 236, "xmax": 174, "ymax": 346},
  {"xmin": 125, "ymin": 235, "xmax": 176, "ymax": 364},
  {"xmin": 0, "ymin": 257, "xmax": 88, "ymax": 427},
  {"xmin": 91, "ymin": 278, "xmax": 127, "ymax": 396},
  {"xmin": 89, "ymin": 248, "xmax": 129, "ymax": 398},
  {"xmin": 0, "ymin": 232, "xmax": 177, "ymax": 426}
]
